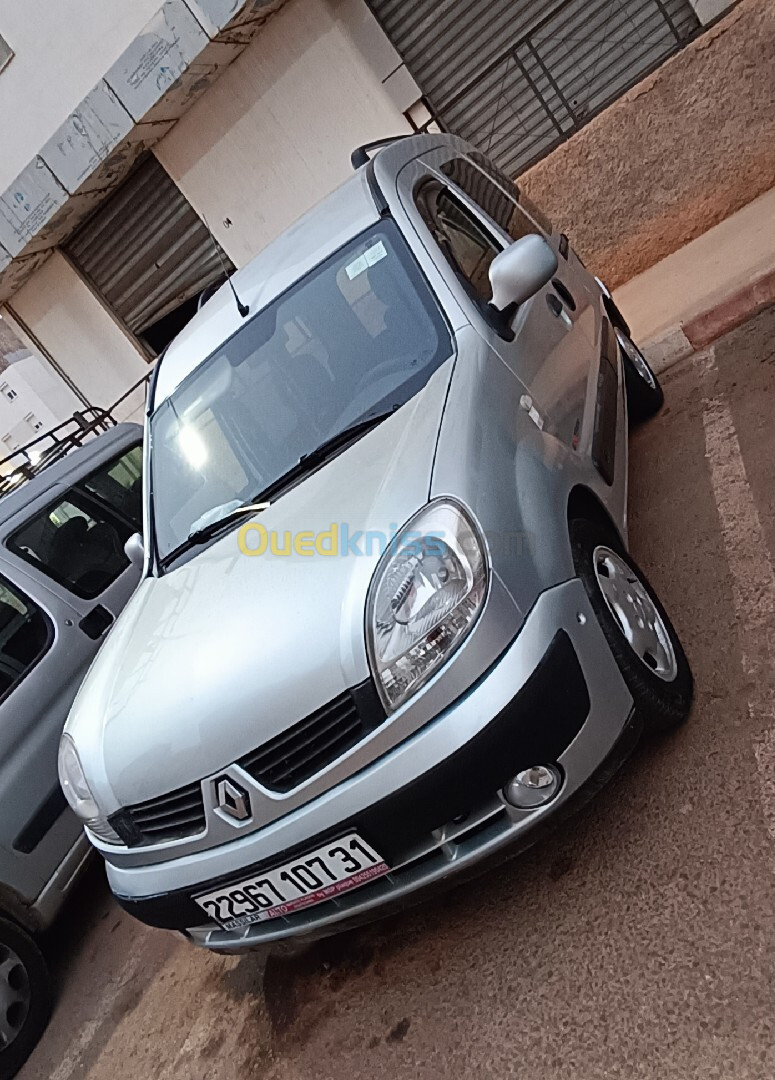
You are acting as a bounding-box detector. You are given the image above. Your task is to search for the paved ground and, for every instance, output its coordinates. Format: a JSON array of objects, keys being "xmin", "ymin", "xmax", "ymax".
[{"xmin": 21, "ymin": 305, "xmax": 775, "ymax": 1080}]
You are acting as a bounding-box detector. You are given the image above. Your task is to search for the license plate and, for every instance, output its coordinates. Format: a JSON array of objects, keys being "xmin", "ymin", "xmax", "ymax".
[{"xmin": 194, "ymin": 833, "xmax": 388, "ymax": 930}]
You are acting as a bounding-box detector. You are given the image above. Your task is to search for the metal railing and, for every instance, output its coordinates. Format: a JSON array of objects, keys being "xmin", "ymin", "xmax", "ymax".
[{"xmin": 0, "ymin": 370, "xmax": 151, "ymax": 498}]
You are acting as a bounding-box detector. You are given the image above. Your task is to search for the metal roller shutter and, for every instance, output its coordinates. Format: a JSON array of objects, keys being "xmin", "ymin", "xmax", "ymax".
[
  {"xmin": 367, "ymin": 0, "xmax": 700, "ymax": 174},
  {"xmin": 66, "ymin": 157, "xmax": 231, "ymax": 344}
]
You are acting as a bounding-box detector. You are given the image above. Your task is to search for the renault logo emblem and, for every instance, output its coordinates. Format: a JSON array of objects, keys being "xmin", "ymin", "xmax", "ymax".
[{"xmin": 215, "ymin": 778, "xmax": 251, "ymax": 822}]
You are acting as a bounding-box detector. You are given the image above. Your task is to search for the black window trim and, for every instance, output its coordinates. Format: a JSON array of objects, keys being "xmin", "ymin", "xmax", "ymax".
[{"xmin": 440, "ymin": 154, "xmax": 549, "ymax": 248}]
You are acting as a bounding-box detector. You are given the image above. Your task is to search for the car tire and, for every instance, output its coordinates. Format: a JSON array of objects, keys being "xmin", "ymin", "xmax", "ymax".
[
  {"xmin": 617, "ymin": 328, "xmax": 664, "ymax": 423},
  {"xmin": 0, "ymin": 917, "xmax": 52, "ymax": 1079},
  {"xmin": 570, "ymin": 517, "xmax": 693, "ymax": 735}
]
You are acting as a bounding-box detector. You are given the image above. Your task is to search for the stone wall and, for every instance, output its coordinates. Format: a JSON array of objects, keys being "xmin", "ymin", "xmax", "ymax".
[{"xmin": 519, "ymin": 0, "xmax": 775, "ymax": 287}]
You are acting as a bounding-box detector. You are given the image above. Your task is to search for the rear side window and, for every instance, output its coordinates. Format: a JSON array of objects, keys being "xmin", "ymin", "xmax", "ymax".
[
  {"xmin": 0, "ymin": 578, "xmax": 50, "ymax": 701},
  {"xmin": 7, "ymin": 445, "xmax": 142, "ymax": 600}
]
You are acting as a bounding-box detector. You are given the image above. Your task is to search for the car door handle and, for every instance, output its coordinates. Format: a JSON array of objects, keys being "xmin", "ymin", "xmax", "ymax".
[
  {"xmin": 551, "ymin": 279, "xmax": 577, "ymax": 311},
  {"xmin": 79, "ymin": 605, "xmax": 114, "ymax": 640},
  {"xmin": 547, "ymin": 294, "xmax": 565, "ymax": 318},
  {"xmin": 546, "ymin": 292, "xmax": 574, "ymax": 330}
]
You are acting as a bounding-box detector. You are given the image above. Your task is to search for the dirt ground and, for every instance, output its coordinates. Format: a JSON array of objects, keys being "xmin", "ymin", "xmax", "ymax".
[{"xmin": 20, "ymin": 305, "xmax": 775, "ymax": 1080}]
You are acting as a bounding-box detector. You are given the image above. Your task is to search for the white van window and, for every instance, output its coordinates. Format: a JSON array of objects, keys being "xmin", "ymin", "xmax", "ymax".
[
  {"xmin": 7, "ymin": 445, "xmax": 143, "ymax": 599},
  {"xmin": 9, "ymin": 493, "xmax": 131, "ymax": 600},
  {"xmin": 82, "ymin": 445, "xmax": 143, "ymax": 528}
]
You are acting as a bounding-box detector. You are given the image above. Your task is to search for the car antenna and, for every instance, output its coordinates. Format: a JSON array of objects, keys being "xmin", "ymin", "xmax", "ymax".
[{"xmin": 201, "ymin": 215, "xmax": 249, "ymax": 319}]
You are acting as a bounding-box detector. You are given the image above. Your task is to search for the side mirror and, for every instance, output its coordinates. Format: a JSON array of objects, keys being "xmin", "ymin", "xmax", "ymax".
[
  {"xmin": 489, "ymin": 234, "xmax": 558, "ymax": 312},
  {"xmin": 124, "ymin": 532, "xmax": 145, "ymax": 569}
]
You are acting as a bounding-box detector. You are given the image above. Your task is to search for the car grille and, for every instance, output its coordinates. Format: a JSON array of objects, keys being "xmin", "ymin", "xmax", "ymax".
[
  {"xmin": 238, "ymin": 688, "xmax": 378, "ymax": 793},
  {"xmin": 113, "ymin": 782, "xmax": 208, "ymax": 847},
  {"xmin": 110, "ymin": 681, "xmax": 386, "ymax": 847}
]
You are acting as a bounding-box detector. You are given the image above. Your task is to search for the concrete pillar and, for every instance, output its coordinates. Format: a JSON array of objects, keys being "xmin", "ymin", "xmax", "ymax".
[
  {"xmin": 689, "ymin": 0, "xmax": 736, "ymax": 25},
  {"xmin": 5, "ymin": 251, "xmax": 148, "ymax": 421}
]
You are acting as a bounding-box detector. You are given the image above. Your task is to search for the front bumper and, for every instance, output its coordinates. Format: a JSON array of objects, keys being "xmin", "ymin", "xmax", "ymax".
[{"xmin": 111, "ymin": 577, "xmax": 636, "ymax": 949}]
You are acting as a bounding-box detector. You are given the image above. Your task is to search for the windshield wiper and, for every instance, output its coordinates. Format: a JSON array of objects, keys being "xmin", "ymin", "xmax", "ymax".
[
  {"xmin": 186, "ymin": 501, "xmax": 271, "ymax": 546},
  {"xmin": 160, "ymin": 409, "xmax": 395, "ymax": 567},
  {"xmin": 254, "ymin": 407, "xmax": 398, "ymax": 504},
  {"xmin": 300, "ymin": 408, "xmax": 397, "ymax": 467}
]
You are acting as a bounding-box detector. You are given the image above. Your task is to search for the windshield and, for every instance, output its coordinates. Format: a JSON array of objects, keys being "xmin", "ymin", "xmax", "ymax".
[{"xmin": 150, "ymin": 220, "xmax": 453, "ymax": 562}]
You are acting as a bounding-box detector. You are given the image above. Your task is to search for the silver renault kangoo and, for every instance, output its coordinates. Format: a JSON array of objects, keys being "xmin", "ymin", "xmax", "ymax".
[{"xmin": 61, "ymin": 134, "xmax": 692, "ymax": 953}]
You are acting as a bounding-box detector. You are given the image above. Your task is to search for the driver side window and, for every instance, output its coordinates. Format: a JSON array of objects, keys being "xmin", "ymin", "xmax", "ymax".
[{"xmin": 416, "ymin": 182, "xmax": 501, "ymax": 304}]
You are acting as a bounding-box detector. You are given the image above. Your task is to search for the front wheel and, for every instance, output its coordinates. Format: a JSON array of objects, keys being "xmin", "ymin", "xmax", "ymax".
[
  {"xmin": 570, "ymin": 518, "xmax": 693, "ymax": 734},
  {"xmin": 617, "ymin": 328, "xmax": 664, "ymax": 423},
  {"xmin": 0, "ymin": 918, "xmax": 52, "ymax": 1078}
]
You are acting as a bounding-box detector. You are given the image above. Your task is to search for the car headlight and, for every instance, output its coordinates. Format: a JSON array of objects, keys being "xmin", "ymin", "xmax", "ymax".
[
  {"xmin": 366, "ymin": 499, "xmax": 488, "ymax": 711},
  {"xmin": 58, "ymin": 734, "xmax": 121, "ymax": 845}
]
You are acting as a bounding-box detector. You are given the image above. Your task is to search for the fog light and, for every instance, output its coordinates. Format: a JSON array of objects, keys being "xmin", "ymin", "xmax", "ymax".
[{"xmin": 504, "ymin": 765, "xmax": 562, "ymax": 809}]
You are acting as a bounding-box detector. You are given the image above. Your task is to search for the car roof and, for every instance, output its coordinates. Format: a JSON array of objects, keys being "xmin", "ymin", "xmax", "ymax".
[
  {"xmin": 153, "ymin": 133, "xmax": 473, "ymax": 406},
  {"xmin": 0, "ymin": 422, "xmax": 143, "ymax": 527}
]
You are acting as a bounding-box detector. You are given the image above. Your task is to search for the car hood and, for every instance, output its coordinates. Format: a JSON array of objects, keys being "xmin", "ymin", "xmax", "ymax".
[{"xmin": 68, "ymin": 360, "xmax": 455, "ymax": 809}]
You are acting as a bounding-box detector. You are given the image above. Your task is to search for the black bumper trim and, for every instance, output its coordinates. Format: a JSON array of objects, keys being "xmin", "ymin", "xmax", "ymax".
[{"xmin": 115, "ymin": 630, "xmax": 590, "ymax": 931}]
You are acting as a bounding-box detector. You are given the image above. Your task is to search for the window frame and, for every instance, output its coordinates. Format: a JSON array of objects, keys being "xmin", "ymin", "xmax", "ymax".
[
  {"xmin": 0, "ymin": 574, "xmax": 54, "ymax": 706},
  {"xmin": 466, "ymin": 152, "xmax": 554, "ymax": 236},
  {"xmin": 149, "ymin": 220, "xmax": 455, "ymax": 567}
]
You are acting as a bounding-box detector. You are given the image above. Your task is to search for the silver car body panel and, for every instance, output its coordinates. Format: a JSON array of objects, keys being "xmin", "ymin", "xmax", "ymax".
[
  {"xmin": 29, "ymin": 833, "xmax": 91, "ymax": 931},
  {"xmin": 75, "ymin": 359, "xmax": 466, "ymax": 810}
]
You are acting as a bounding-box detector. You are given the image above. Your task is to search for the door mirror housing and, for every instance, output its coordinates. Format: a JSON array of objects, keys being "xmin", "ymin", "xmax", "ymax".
[
  {"xmin": 124, "ymin": 532, "xmax": 145, "ymax": 569},
  {"xmin": 489, "ymin": 234, "xmax": 558, "ymax": 312}
]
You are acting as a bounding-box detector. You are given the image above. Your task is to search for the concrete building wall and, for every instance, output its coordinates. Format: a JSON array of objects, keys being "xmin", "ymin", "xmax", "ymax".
[
  {"xmin": 0, "ymin": 0, "xmax": 162, "ymax": 191},
  {"xmin": 4, "ymin": 253, "xmax": 147, "ymax": 415},
  {"xmin": 0, "ymin": 354, "xmax": 78, "ymax": 453},
  {"xmin": 519, "ymin": 0, "xmax": 774, "ymax": 288},
  {"xmin": 155, "ymin": 0, "xmax": 413, "ymax": 266}
]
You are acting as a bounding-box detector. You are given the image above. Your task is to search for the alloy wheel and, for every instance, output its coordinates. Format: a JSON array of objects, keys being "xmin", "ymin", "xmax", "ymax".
[
  {"xmin": 616, "ymin": 328, "xmax": 657, "ymax": 388},
  {"xmin": 593, "ymin": 546, "xmax": 677, "ymax": 681}
]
